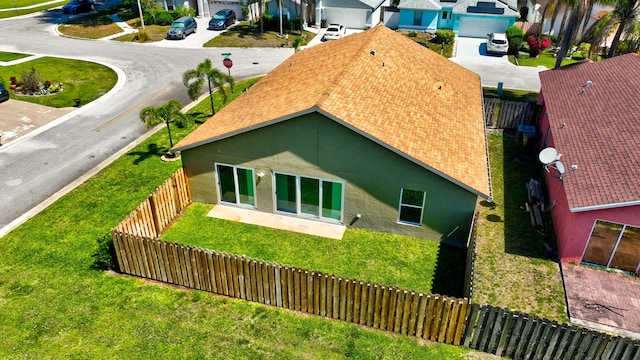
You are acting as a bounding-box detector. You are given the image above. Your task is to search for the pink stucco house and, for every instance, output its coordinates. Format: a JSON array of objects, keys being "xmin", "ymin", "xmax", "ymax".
[{"xmin": 537, "ymin": 53, "xmax": 640, "ymax": 275}]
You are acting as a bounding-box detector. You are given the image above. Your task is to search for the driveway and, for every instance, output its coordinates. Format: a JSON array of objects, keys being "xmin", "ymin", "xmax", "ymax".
[{"xmin": 451, "ymin": 37, "xmax": 545, "ymax": 91}]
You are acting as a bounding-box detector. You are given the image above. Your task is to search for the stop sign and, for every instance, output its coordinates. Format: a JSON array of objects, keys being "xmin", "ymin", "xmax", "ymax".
[{"xmin": 223, "ymin": 58, "xmax": 233, "ymax": 69}]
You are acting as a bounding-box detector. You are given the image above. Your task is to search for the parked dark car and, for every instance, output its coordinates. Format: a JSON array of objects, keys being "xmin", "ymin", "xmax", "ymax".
[
  {"xmin": 208, "ymin": 9, "xmax": 236, "ymax": 30},
  {"xmin": 167, "ymin": 16, "xmax": 197, "ymax": 40},
  {"xmin": 0, "ymin": 84, "xmax": 9, "ymax": 103},
  {"xmin": 62, "ymin": 0, "xmax": 94, "ymax": 14}
]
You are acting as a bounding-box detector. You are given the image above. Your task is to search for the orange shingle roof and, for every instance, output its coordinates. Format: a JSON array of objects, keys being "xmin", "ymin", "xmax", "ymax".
[
  {"xmin": 173, "ymin": 26, "xmax": 491, "ymax": 198},
  {"xmin": 539, "ymin": 54, "xmax": 640, "ymax": 210}
]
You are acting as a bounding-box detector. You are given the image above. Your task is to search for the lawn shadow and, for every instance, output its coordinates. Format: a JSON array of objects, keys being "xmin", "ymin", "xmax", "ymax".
[
  {"xmin": 127, "ymin": 143, "xmax": 166, "ymax": 165},
  {"xmin": 430, "ymin": 244, "xmax": 466, "ymax": 298},
  {"xmin": 501, "ymin": 131, "xmax": 554, "ymax": 261}
]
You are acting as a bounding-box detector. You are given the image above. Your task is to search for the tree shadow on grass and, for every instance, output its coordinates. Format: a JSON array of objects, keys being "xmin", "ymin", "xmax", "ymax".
[
  {"xmin": 430, "ymin": 244, "xmax": 467, "ymax": 298},
  {"xmin": 127, "ymin": 143, "xmax": 166, "ymax": 165}
]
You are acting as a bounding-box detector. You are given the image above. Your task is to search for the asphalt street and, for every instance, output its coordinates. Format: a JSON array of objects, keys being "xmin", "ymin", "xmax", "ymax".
[{"xmin": 0, "ymin": 9, "xmax": 294, "ymax": 235}]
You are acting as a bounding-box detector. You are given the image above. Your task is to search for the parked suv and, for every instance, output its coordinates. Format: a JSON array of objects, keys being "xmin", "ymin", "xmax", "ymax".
[
  {"xmin": 486, "ymin": 32, "xmax": 509, "ymax": 55},
  {"xmin": 167, "ymin": 16, "xmax": 197, "ymax": 40},
  {"xmin": 208, "ymin": 9, "xmax": 236, "ymax": 30}
]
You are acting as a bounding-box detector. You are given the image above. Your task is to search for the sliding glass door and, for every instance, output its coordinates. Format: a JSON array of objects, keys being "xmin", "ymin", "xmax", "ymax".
[
  {"xmin": 274, "ymin": 172, "xmax": 343, "ymax": 222},
  {"xmin": 216, "ymin": 163, "xmax": 255, "ymax": 207}
]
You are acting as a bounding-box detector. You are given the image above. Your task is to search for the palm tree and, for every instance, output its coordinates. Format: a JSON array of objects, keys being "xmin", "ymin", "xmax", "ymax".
[
  {"xmin": 182, "ymin": 58, "xmax": 235, "ymax": 116},
  {"xmin": 607, "ymin": 0, "xmax": 640, "ymax": 57},
  {"xmin": 139, "ymin": 99, "xmax": 190, "ymax": 151},
  {"xmin": 554, "ymin": 0, "xmax": 590, "ymax": 68}
]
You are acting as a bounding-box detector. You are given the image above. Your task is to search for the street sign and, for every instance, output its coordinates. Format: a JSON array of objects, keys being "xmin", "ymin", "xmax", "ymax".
[
  {"xmin": 221, "ymin": 53, "xmax": 231, "ymax": 58},
  {"xmin": 223, "ymin": 58, "xmax": 233, "ymax": 69}
]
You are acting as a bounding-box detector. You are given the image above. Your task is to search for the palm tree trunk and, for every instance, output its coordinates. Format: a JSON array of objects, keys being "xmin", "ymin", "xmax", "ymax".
[
  {"xmin": 608, "ymin": 21, "xmax": 627, "ymax": 57},
  {"xmin": 557, "ymin": 5, "xmax": 570, "ymax": 43},
  {"xmin": 166, "ymin": 120, "xmax": 174, "ymax": 148},
  {"xmin": 555, "ymin": 9, "xmax": 579, "ymax": 68},
  {"xmin": 549, "ymin": 1, "xmax": 562, "ymax": 35},
  {"xmin": 207, "ymin": 77, "xmax": 215, "ymax": 115}
]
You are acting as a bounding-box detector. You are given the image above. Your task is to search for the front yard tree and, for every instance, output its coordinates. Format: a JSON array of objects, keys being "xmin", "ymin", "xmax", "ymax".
[
  {"xmin": 139, "ymin": 99, "xmax": 190, "ymax": 151},
  {"xmin": 182, "ymin": 58, "xmax": 235, "ymax": 116}
]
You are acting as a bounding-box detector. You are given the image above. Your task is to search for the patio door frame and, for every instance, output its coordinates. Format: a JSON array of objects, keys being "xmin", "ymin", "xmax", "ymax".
[
  {"xmin": 272, "ymin": 171, "xmax": 344, "ymax": 223},
  {"xmin": 215, "ymin": 163, "xmax": 257, "ymax": 208},
  {"xmin": 581, "ymin": 219, "xmax": 640, "ymax": 274}
]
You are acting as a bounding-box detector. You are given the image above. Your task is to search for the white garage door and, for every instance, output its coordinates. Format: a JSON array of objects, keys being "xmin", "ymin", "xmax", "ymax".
[
  {"xmin": 324, "ymin": 8, "xmax": 368, "ymax": 29},
  {"xmin": 458, "ymin": 18, "xmax": 509, "ymax": 38}
]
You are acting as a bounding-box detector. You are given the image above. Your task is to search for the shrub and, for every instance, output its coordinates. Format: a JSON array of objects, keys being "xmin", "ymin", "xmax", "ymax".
[
  {"xmin": 136, "ymin": 30, "xmax": 150, "ymax": 42},
  {"xmin": 526, "ymin": 35, "xmax": 551, "ymax": 57},
  {"xmin": 506, "ymin": 25, "xmax": 524, "ymax": 55},
  {"xmin": 408, "ymin": 31, "xmax": 417, "ymax": 37},
  {"xmin": 241, "ymin": 5, "xmax": 249, "ymax": 19},
  {"xmin": 434, "ymin": 29, "xmax": 455, "ymax": 44},
  {"xmin": 21, "ymin": 67, "xmax": 41, "ymax": 94}
]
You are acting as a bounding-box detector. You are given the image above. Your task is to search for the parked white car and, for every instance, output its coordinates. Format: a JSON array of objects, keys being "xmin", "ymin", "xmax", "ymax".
[
  {"xmin": 323, "ymin": 24, "xmax": 346, "ymax": 41},
  {"xmin": 486, "ymin": 32, "xmax": 509, "ymax": 55}
]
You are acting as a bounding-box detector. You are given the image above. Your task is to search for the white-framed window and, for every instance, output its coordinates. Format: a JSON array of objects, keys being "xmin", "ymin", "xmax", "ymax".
[
  {"xmin": 273, "ymin": 172, "xmax": 344, "ymax": 222},
  {"xmin": 215, "ymin": 163, "xmax": 256, "ymax": 207},
  {"xmin": 397, "ymin": 188, "xmax": 426, "ymax": 226}
]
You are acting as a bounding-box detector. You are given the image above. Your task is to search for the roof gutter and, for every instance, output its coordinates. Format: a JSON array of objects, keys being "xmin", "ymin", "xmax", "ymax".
[{"xmin": 571, "ymin": 200, "xmax": 640, "ymax": 213}]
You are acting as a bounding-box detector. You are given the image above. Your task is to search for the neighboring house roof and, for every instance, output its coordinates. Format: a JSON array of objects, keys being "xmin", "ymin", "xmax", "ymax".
[
  {"xmin": 452, "ymin": 0, "xmax": 519, "ymax": 16},
  {"xmin": 173, "ymin": 26, "xmax": 491, "ymax": 199},
  {"xmin": 399, "ymin": 0, "xmax": 518, "ymax": 14},
  {"xmin": 398, "ymin": 0, "xmax": 441, "ymax": 10},
  {"xmin": 538, "ymin": 53, "xmax": 640, "ymax": 212},
  {"xmin": 323, "ymin": 0, "xmax": 388, "ymax": 9}
]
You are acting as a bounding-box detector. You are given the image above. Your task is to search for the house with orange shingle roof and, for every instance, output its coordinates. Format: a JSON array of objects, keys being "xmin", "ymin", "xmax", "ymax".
[
  {"xmin": 537, "ymin": 53, "xmax": 640, "ymax": 274},
  {"xmin": 171, "ymin": 25, "xmax": 491, "ymax": 243}
]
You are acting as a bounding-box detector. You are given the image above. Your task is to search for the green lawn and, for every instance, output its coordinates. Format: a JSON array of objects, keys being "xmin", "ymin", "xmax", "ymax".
[
  {"xmin": 0, "ymin": 0, "xmax": 64, "ymax": 19},
  {"xmin": 0, "ymin": 51, "xmax": 31, "ymax": 62},
  {"xmin": 483, "ymin": 87, "xmax": 539, "ymax": 103},
  {"xmin": 510, "ymin": 49, "xmax": 579, "ymax": 68},
  {"xmin": 472, "ymin": 131, "xmax": 568, "ymax": 322},
  {"xmin": 205, "ymin": 22, "xmax": 316, "ymax": 48},
  {"xmin": 0, "ymin": 57, "xmax": 117, "ymax": 107},
  {"xmin": 163, "ymin": 203, "xmax": 466, "ymax": 296},
  {"xmin": 0, "ymin": 78, "xmax": 489, "ymax": 358}
]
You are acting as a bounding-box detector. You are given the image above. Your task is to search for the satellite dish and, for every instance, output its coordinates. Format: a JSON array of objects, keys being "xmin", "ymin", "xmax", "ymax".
[
  {"xmin": 556, "ymin": 161, "xmax": 566, "ymax": 175},
  {"xmin": 585, "ymin": 80, "xmax": 593, "ymax": 87},
  {"xmin": 539, "ymin": 147, "xmax": 558, "ymax": 165}
]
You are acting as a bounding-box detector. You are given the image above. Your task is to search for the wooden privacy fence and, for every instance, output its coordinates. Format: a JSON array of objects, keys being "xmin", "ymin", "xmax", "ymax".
[
  {"xmin": 111, "ymin": 234, "xmax": 470, "ymax": 345},
  {"xmin": 484, "ymin": 99, "xmax": 537, "ymax": 129},
  {"xmin": 111, "ymin": 169, "xmax": 640, "ymax": 359},
  {"xmin": 463, "ymin": 212, "xmax": 478, "ymax": 299},
  {"xmin": 463, "ymin": 304, "xmax": 640, "ymax": 360},
  {"xmin": 112, "ymin": 167, "xmax": 190, "ymax": 238}
]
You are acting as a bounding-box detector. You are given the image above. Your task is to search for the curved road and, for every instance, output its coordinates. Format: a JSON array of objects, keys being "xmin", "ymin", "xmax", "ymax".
[{"xmin": 0, "ymin": 10, "xmax": 294, "ymax": 233}]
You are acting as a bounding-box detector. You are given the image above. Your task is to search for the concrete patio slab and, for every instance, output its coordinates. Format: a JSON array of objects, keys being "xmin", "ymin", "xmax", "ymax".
[
  {"xmin": 562, "ymin": 262, "xmax": 640, "ymax": 339},
  {"xmin": 207, "ymin": 205, "xmax": 346, "ymax": 240}
]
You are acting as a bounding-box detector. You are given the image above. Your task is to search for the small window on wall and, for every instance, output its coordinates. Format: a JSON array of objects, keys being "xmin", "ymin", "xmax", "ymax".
[
  {"xmin": 398, "ymin": 189, "xmax": 426, "ymax": 226},
  {"xmin": 442, "ymin": 11, "xmax": 449, "ymax": 20}
]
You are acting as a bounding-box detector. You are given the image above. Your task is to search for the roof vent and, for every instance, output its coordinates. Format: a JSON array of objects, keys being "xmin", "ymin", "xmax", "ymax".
[{"xmin": 370, "ymin": 50, "xmax": 376, "ymax": 55}]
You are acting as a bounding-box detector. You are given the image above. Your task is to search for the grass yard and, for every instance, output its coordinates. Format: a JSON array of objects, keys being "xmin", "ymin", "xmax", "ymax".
[
  {"xmin": 0, "ymin": 77, "xmax": 490, "ymax": 358},
  {"xmin": 162, "ymin": 203, "xmax": 467, "ymax": 296},
  {"xmin": 0, "ymin": 0, "xmax": 64, "ymax": 19},
  {"xmin": 0, "ymin": 57, "xmax": 117, "ymax": 107},
  {"xmin": 0, "ymin": 51, "xmax": 31, "ymax": 62},
  {"xmin": 473, "ymin": 131, "xmax": 567, "ymax": 322},
  {"xmin": 510, "ymin": 49, "xmax": 579, "ymax": 68},
  {"xmin": 398, "ymin": 30, "xmax": 454, "ymax": 58},
  {"xmin": 482, "ymin": 87, "xmax": 539, "ymax": 103},
  {"xmin": 204, "ymin": 22, "xmax": 315, "ymax": 48},
  {"xmin": 58, "ymin": 12, "xmax": 123, "ymax": 39}
]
